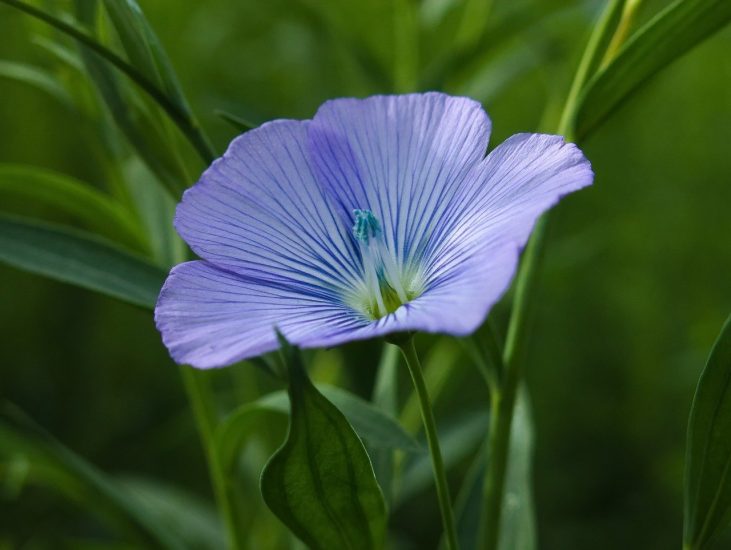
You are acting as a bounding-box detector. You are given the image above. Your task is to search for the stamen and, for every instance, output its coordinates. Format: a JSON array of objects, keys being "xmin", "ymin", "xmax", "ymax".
[{"xmin": 352, "ymin": 209, "xmax": 412, "ymax": 318}]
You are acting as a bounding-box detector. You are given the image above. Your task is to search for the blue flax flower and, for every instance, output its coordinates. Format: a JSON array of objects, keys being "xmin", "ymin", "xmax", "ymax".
[{"xmin": 155, "ymin": 93, "xmax": 593, "ymax": 368}]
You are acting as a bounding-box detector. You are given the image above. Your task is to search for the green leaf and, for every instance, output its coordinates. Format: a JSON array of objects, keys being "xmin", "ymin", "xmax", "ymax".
[
  {"xmin": 496, "ymin": 387, "xmax": 536, "ymax": 550},
  {"xmin": 71, "ymin": 0, "xmax": 191, "ymax": 196},
  {"xmin": 370, "ymin": 345, "xmax": 401, "ymax": 503},
  {"xmin": 683, "ymin": 313, "xmax": 731, "ymax": 549},
  {"xmin": 216, "ymin": 384, "xmax": 421, "ymax": 475},
  {"xmin": 0, "ymin": 59, "xmax": 73, "ymax": 106},
  {"xmin": 0, "ymin": 164, "xmax": 144, "ymax": 249},
  {"xmin": 0, "ymin": 0, "xmax": 215, "ymax": 165},
  {"xmin": 0, "ymin": 215, "xmax": 166, "ymax": 309},
  {"xmin": 447, "ymin": 389, "xmax": 535, "ymax": 550},
  {"xmin": 117, "ymin": 476, "xmax": 224, "ymax": 550},
  {"xmin": 0, "ymin": 402, "xmax": 184, "ymax": 549},
  {"xmin": 214, "ymin": 109, "xmax": 256, "ymax": 133},
  {"xmin": 396, "ymin": 410, "xmax": 487, "ymax": 505},
  {"xmin": 101, "ymin": 0, "xmax": 189, "ymax": 111},
  {"xmin": 122, "ymin": 158, "xmax": 184, "ymax": 266},
  {"xmin": 574, "ymin": 0, "xmax": 731, "ymax": 139},
  {"xmin": 260, "ymin": 341, "xmax": 387, "ymax": 550}
]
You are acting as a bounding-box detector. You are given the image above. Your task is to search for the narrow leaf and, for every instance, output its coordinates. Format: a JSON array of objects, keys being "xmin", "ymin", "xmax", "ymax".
[
  {"xmin": 574, "ymin": 0, "xmax": 731, "ymax": 139},
  {"xmin": 261, "ymin": 341, "xmax": 387, "ymax": 550},
  {"xmin": 397, "ymin": 411, "xmax": 488, "ymax": 505},
  {"xmin": 214, "ymin": 109, "xmax": 256, "ymax": 133},
  {"xmin": 0, "ymin": 215, "xmax": 166, "ymax": 309},
  {"xmin": 0, "ymin": 164, "xmax": 144, "ymax": 249},
  {"xmin": 0, "ymin": 403, "xmax": 184, "ymax": 549},
  {"xmin": 101, "ymin": 0, "xmax": 189, "ymax": 111},
  {"xmin": 683, "ymin": 313, "xmax": 731, "ymax": 549},
  {"xmin": 448, "ymin": 389, "xmax": 535, "ymax": 550},
  {"xmin": 0, "ymin": 0, "xmax": 215, "ymax": 164},
  {"xmin": 118, "ymin": 476, "xmax": 224, "ymax": 550},
  {"xmin": 123, "ymin": 158, "xmax": 184, "ymax": 267},
  {"xmin": 496, "ymin": 387, "xmax": 536, "ymax": 550},
  {"xmin": 0, "ymin": 59, "xmax": 73, "ymax": 106}
]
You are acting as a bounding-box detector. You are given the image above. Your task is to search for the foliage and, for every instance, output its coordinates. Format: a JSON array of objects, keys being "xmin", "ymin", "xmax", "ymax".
[{"xmin": 0, "ymin": 0, "xmax": 729, "ymax": 548}]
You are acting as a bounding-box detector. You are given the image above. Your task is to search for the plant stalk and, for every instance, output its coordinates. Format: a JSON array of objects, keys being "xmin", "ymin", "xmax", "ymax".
[
  {"xmin": 397, "ymin": 338, "xmax": 459, "ymax": 550},
  {"xmin": 181, "ymin": 368, "xmax": 245, "ymax": 550},
  {"xmin": 479, "ymin": 2, "xmax": 631, "ymax": 549}
]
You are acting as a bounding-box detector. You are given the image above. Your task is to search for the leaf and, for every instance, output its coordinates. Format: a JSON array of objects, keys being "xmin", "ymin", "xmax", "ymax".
[
  {"xmin": 216, "ymin": 384, "xmax": 421, "ymax": 475},
  {"xmin": 0, "ymin": 215, "xmax": 166, "ymax": 309},
  {"xmin": 117, "ymin": 476, "xmax": 224, "ymax": 550},
  {"xmin": 101, "ymin": 0, "xmax": 189, "ymax": 111},
  {"xmin": 122, "ymin": 158, "xmax": 184, "ymax": 267},
  {"xmin": 260, "ymin": 341, "xmax": 387, "ymax": 550},
  {"xmin": 683, "ymin": 313, "xmax": 731, "ymax": 549},
  {"xmin": 0, "ymin": 0, "xmax": 215, "ymax": 165},
  {"xmin": 448, "ymin": 389, "xmax": 536, "ymax": 550},
  {"xmin": 0, "ymin": 402, "xmax": 184, "ymax": 549},
  {"xmin": 214, "ymin": 109, "xmax": 256, "ymax": 133},
  {"xmin": 72, "ymin": 0, "xmax": 191, "ymax": 196},
  {"xmin": 370, "ymin": 345, "xmax": 401, "ymax": 503},
  {"xmin": 397, "ymin": 410, "xmax": 488, "ymax": 505},
  {"xmin": 0, "ymin": 59, "xmax": 73, "ymax": 106},
  {"xmin": 574, "ymin": 0, "xmax": 731, "ymax": 139},
  {"xmin": 0, "ymin": 163, "xmax": 144, "ymax": 249},
  {"xmin": 496, "ymin": 387, "xmax": 536, "ymax": 550}
]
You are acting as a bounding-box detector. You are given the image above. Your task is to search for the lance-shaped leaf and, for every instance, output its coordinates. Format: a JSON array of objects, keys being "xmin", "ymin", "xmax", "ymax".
[
  {"xmin": 0, "ymin": 215, "xmax": 166, "ymax": 309},
  {"xmin": 260, "ymin": 339, "xmax": 387, "ymax": 550},
  {"xmin": 0, "ymin": 163, "xmax": 144, "ymax": 249},
  {"xmin": 445, "ymin": 389, "xmax": 535, "ymax": 550},
  {"xmin": 574, "ymin": 0, "xmax": 731, "ymax": 139},
  {"xmin": 0, "ymin": 59, "xmax": 73, "ymax": 106},
  {"xmin": 0, "ymin": 0, "xmax": 215, "ymax": 166},
  {"xmin": 101, "ymin": 0, "xmax": 189, "ymax": 112},
  {"xmin": 0, "ymin": 402, "xmax": 185, "ymax": 549},
  {"xmin": 684, "ymin": 313, "xmax": 731, "ymax": 549}
]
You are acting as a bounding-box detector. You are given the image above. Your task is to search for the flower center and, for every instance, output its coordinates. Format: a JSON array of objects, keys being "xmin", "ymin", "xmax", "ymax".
[{"xmin": 351, "ymin": 209, "xmax": 420, "ymax": 319}]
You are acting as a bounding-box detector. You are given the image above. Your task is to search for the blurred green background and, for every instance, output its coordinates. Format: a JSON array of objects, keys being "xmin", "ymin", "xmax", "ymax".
[{"xmin": 1, "ymin": 0, "xmax": 729, "ymax": 548}]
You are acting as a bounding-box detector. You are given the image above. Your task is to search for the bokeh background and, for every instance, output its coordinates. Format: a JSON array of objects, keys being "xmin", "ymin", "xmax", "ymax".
[{"xmin": 1, "ymin": 0, "xmax": 730, "ymax": 548}]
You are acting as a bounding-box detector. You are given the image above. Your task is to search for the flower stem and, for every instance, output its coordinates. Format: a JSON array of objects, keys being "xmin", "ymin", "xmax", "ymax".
[
  {"xmin": 480, "ymin": 2, "xmax": 630, "ymax": 549},
  {"xmin": 181, "ymin": 368, "xmax": 245, "ymax": 550},
  {"xmin": 480, "ymin": 221, "xmax": 546, "ymax": 550},
  {"xmin": 396, "ymin": 338, "xmax": 459, "ymax": 550}
]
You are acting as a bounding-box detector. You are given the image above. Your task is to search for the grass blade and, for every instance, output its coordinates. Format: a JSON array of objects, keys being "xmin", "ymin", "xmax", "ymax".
[
  {"xmin": 0, "ymin": 0, "xmax": 215, "ymax": 164},
  {"xmin": 0, "ymin": 215, "xmax": 166, "ymax": 309},
  {"xmin": 0, "ymin": 163, "xmax": 144, "ymax": 249},
  {"xmin": 574, "ymin": 0, "xmax": 731, "ymax": 139}
]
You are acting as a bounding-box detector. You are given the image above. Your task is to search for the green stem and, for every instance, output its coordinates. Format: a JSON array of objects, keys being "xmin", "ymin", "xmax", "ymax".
[
  {"xmin": 480, "ymin": 220, "xmax": 546, "ymax": 550},
  {"xmin": 480, "ymin": 2, "xmax": 629, "ymax": 549},
  {"xmin": 181, "ymin": 368, "xmax": 245, "ymax": 550},
  {"xmin": 396, "ymin": 338, "xmax": 459, "ymax": 550}
]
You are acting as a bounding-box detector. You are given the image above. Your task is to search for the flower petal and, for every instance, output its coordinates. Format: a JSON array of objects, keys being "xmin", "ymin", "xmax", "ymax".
[
  {"xmin": 308, "ymin": 92, "xmax": 491, "ymax": 271},
  {"xmin": 423, "ymin": 133, "xmax": 594, "ymax": 289},
  {"xmin": 175, "ymin": 120, "xmax": 361, "ymax": 304},
  {"xmin": 155, "ymin": 261, "xmax": 371, "ymax": 368}
]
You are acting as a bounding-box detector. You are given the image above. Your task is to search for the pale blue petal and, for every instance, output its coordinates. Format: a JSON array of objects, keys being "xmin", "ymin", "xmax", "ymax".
[
  {"xmin": 425, "ymin": 133, "xmax": 594, "ymax": 284},
  {"xmin": 175, "ymin": 120, "xmax": 361, "ymax": 304},
  {"xmin": 308, "ymin": 92, "xmax": 491, "ymax": 272},
  {"xmin": 155, "ymin": 261, "xmax": 370, "ymax": 368}
]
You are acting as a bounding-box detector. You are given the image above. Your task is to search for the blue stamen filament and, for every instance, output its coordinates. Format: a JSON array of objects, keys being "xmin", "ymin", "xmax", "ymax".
[{"xmin": 352, "ymin": 209, "xmax": 420, "ymax": 319}]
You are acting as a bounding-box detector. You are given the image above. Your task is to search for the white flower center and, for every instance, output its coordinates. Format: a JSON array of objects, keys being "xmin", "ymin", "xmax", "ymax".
[{"xmin": 351, "ymin": 209, "xmax": 422, "ymax": 319}]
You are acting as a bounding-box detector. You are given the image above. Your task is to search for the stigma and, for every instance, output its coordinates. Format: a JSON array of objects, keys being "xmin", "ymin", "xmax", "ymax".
[{"xmin": 352, "ymin": 209, "xmax": 418, "ymax": 319}]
